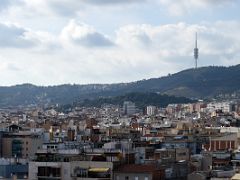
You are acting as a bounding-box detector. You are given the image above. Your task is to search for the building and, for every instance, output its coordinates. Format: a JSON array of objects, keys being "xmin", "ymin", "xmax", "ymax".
[
  {"xmin": 0, "ymin": 163, "xmax": 28, "ymax": 179},
  {"xmin": 203, "ymin": 133, "xmax": 238, "ymax": 151},
  {"xmin": 123, "ymin": 101, "xmax": 136, "ymax": 116},
  {"xmin": 1, "ymin": 131, "xmax": 43, "ymax": 159},
  {"xmin": 146, "ymin": 106, "xmax": 157, "ymax": 116},
  {"xmin": 29, "ymin": 160, "xmax": 113, "ymax": 180},
  {"xmin": 154, "ymin": 148, "xmax": 190, "ymax": 162},
  {"xmin": 207, "ymin": 102, "xmax": 234, "ymax": 113},
  {"xmin": 29, "ymin": 148, "xmax": 117, "ymax": 180},
  {"xmin": 113, "ymin": 164, "xmax": 165, "ymax": 180}
]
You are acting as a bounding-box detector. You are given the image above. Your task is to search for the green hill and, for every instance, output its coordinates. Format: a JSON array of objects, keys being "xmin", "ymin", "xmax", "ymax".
[
  {"xmin": 78, "ymin": 92, "xmax": 195, "ymax": 108},
  {"xmin": 0, "ymin": 65, "xmax": 239, "ymax": 107}
]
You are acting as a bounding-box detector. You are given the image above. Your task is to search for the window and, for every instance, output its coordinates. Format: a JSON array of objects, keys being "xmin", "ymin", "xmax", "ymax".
[
  {"xmin": 135, "ymin": 177, "xmax": 139, "ymax": 180},
  {"xmin": 12, "ymin": 139, "xmax": 23, "ymax": 158},
  {"xmin": 73, "ymin": 167, "xmax": 87, "ymax": 177},
  {"xmin": 38, "ymin": 167, "xmax": 61, "ymax": 177},
  {"xmin": 178, "ymin": 152, "xmax": 186, "ymax": 156},
  {"xmin": 144, "ymin": 177, "xmax": 149, "ymax": 180}
]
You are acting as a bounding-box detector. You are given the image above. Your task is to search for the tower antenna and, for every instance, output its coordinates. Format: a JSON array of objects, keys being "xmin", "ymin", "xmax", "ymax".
[{"xmin": 194, "ymin": 32, "xmax": 199, "ymax": 69}]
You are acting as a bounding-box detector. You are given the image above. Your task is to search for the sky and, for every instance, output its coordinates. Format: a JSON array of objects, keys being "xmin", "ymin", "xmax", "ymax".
[{"xmin": 0, "ymin": 0, "xmax": 240, "ymax": 86}]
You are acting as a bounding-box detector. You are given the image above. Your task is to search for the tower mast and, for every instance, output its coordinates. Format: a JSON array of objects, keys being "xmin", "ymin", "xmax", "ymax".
[{"xmin": 194, "ymin": 32, "xmax": 199, "ymax": 69}]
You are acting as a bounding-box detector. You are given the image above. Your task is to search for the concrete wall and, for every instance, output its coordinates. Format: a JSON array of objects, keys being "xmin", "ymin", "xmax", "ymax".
[
  {"xmin": 1, "ymin": 138, "xmax": 12, "ymax": 158},
  {"xmin": 29, "ymin": 161, "xmax": 65, "ymax": 180}
]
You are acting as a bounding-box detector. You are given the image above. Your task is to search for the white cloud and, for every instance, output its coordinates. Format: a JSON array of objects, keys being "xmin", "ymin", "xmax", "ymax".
[
  {"xmin": 0, "ymin": 22, "xmax": 37, "ymax": 48},
  {"xmin": 57, "ymin": 20, "xmax": 240, "ymax": 84},
  {"xmin": 0, "ymin": 0, "xmax": 23, "ymax": 11},
  {"xmin": 0, "ymin": 0, "xmax": 13, "ymax": 10},
  {"xmin": 0, "ymin": 22, "xmax": 58, "ymax": 51},
  {"xmin": 0, "ymin": 0, "xmax": 237, "ymax": 19},
  {"xmin": 0, "ymin": 20, "xmax": 240, "ymax": 85},
  {"xmin": 11, "ymin": 0, "xmax": 146, "ymax": 17},
  {"xmin": 60, "ymin": 20, "xmax": 114, "ymax": 47},
  {"xmin": 158, "ymin": 0, "xmax": 236, "ymax": 16},
  {"xmin": 0, "ymin": 0, "xmax": 237, "ymax": 86}
]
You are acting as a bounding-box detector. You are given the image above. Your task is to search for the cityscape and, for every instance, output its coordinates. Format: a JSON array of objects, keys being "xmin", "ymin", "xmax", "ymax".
[
  {"xmin": 0, "ymin": 0, "xmax": 240, "ymax": 180},
  {"xmin": 1, "ymin": 95, "xmax": 240, "ymax": 179}
]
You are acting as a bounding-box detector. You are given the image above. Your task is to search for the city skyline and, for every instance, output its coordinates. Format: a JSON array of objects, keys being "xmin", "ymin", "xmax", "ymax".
[{"xmin": 0, "ymin": 0, "xmax": 239, "ymax": 85}]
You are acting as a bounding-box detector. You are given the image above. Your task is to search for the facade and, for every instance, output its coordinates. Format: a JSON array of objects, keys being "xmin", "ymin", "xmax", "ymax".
[
  {"xmin": 113, "ymin": 164, "xmax": 165, "ymax": 180},
  {"xmin": 1, "ymin": 132, "xmax": 43, "ymax": 159},
  {"xmin": 0, "ymin": 163, "xmax": 28, "ymax": 179},
  {"xmin": 146, "ymin": 106, "xmax": 157, "ymax": 116},
  {"xmin": 123, "ymin": 101, "xmax": 136, "ymax": 116},
  {"xmin": 29, "ymin": 148, "xmax": 114, "ymax": 180},
  {"xmin": 29, "ymin": 160, "xmax": 113, "ymax": 180},
  {"xmin": 203, "ymin": 133, "xmax": 238, "ymax": 151},
  {"xmin": 207, "ymin": 102, "xmax": 234, "ymax": 113},
  {"xmin": 154, "ymin": 148, "xmax": 190, "ymax": 162}
]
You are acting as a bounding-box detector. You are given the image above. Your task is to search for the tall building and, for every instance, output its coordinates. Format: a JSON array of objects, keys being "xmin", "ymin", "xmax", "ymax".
[
  {"xmin": 146, "ymin": 106, "xmax": 157, "ymax": 116},
  {"xmin": 123, "ymin": 101, "xmax": 136, "ymax": 116}
]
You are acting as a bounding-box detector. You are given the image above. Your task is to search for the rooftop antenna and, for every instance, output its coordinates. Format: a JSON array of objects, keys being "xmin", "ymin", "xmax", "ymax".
[{"xmin": 194, "ymin": 32, "xmax": 199, "ymax": 69}]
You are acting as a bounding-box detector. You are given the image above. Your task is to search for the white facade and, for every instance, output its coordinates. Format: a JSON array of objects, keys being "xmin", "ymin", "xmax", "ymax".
[
  {"xmin": 146, "ymin": 106, "xmax": 156, "ymax": 116},
  {"xmin": 207, "ymin": 102, "xmax": 233, "ymax": 113}
]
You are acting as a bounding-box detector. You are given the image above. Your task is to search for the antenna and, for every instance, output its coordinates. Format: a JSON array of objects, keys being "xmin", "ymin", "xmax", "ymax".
[{"xmin": 194, "ymin": 32, "xmax": 199, "ymax": 69}]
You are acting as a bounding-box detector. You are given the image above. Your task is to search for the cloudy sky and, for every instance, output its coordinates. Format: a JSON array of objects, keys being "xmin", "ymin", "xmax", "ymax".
[{"xmin": 0, "ymin": 0, "xmax": 239, "ymax": 86}]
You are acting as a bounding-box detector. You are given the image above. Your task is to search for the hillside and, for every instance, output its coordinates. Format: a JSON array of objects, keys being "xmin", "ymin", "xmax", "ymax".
[
  {"xmin": 77, "ymin": 92, "xmax": 195, "ymax": 109},
  {"xmin": 0, "ymin": 65, "xmax": 239, "ymax": 107},
  {"xmin": 122, "ymin": 65, "xmax": 240, "ymax": 97}
]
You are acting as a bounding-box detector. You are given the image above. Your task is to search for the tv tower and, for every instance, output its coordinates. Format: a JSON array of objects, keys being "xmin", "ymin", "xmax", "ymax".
[{"xmin": 194, "ymin": 32, "xmax": 199, "ymax": 69}]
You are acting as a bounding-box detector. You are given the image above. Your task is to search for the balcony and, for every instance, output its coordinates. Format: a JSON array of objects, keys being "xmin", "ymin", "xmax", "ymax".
[{"xmin": 37, "ymin": 167, "xmax": 61, "ymax": 180}]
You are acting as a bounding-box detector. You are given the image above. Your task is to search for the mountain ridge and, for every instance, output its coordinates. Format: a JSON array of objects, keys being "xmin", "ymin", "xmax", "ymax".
[{"xmin": 0, "ymin": 65, "xmax": 239, "ymax": 107}]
